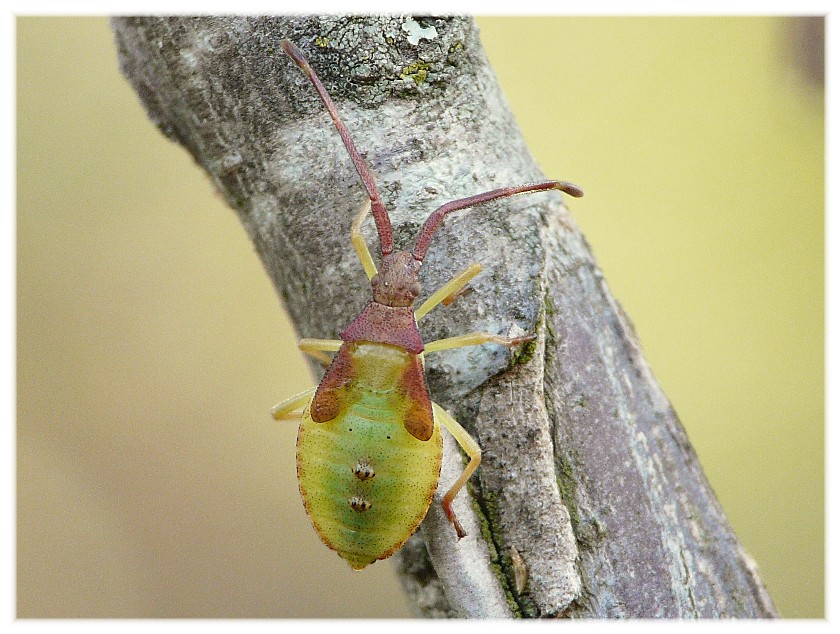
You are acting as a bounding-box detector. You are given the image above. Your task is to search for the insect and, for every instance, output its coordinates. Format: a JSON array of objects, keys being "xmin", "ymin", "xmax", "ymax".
[{"xmin": 272, "ymin": 39, "xmax": 583, "ymax": 570}]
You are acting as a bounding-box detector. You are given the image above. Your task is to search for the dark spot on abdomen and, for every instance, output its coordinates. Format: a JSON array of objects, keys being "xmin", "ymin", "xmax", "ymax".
[
  {"xmin": 353, "ymin": 462, "xmax": 375, "ymax": 480},
  {"xmin": 349, "ymin": 496, "xmax": 372, "ymax": 512}
]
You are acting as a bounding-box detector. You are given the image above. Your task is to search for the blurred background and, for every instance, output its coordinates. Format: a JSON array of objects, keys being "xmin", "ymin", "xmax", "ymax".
[{"xmin": 17, "ymin": 17, "xmax": 823, "ymax": 617}]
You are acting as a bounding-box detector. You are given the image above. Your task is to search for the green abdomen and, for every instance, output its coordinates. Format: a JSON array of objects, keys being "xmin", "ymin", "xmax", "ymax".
[{"xmin": 296, "ymin": 343, "xmax": 442, "ymax": 570}]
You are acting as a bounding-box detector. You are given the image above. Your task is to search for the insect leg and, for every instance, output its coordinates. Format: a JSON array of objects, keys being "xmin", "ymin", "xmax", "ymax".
[
  {"xmin": 271, "ymin": 387, "xmax": 316, "ymax": 421},
  {"xmin": 432, "ymin": 402, "xmax": 481, "ymax": 539},
  {"xmin": 351, "ymin": 198, "xmax": 377, "ymax": 280},
  {"xmin": 298, "ymin": 339, "xmax": 343, "ymax": 366},
  {"xmin": 424, "ymin": 331, "xmax": 536, "ymax": 354},
  {"xmin": 414, "ymin": 263, "xmax": 482, "ymax": 321}
]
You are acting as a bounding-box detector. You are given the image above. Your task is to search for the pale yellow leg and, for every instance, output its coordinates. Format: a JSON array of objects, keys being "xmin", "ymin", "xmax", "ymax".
[
  {"xmin": 424, "ymin": 331, "xmax": 536, "ymax": 355},
  {"xmin": 351, "ymin": 199, "xmax": 377, "ymax": 280},
  {"xmin": 271, "ymin": 387, "xmax": 317, "ymax": 421},
  {"xmin": 433, "ymin": 402, "xmax": 482, "ymax": 539},
  {"xmin": 298, "ymin": 338, "xmax": 343, "ymax": 366},
  {"xmin": 415, "ymin": 263, "xmax": 482, "ymax": 321}
]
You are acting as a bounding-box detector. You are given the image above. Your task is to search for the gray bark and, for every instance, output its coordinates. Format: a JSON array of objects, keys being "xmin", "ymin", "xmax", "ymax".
[{"xmin": 111, "ymin": 15, "xmax": 778, "ymax": 618}]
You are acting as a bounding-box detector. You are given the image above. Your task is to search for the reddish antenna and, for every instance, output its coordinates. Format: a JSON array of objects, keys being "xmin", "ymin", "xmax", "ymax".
[
  {"xmin": 281, "ymin": 39, "xmax": 395, "ymax": 256},
  {"xmin": 412, "ymin": 180, "xmax": 584, "ymax": 262}
]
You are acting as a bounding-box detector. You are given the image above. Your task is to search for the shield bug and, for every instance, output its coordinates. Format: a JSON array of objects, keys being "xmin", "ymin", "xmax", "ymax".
[{"xmin": 272, "ymin": 40, "xmax": 583, "ymax": 570}]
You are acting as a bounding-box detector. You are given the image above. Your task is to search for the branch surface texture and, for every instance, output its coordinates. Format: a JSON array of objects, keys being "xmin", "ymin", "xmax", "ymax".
[{"xmin": 112, "ymin": 15, "xmax": 778, "ymax": 618}]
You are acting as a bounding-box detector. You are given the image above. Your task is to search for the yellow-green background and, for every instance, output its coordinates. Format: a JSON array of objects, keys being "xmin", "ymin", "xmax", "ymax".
[{"xmin": 17, "ymin": 17, "xmax": 823, "ymax": 618}]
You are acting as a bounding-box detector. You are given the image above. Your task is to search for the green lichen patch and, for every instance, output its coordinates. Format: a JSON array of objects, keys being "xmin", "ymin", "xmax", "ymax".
[
  {"xmin": 469, "ymin": 481, "xmax": 541, "ymax": 617},
  {"xmin": 511, "ymin": 337, "xmax": 537, "ymax": 366},
  {"xmin": 400, "ymin": 60, "xmax": 431, "ymax": 84},
  {"xmin": 446, "ymin": 40, "xmax": 465, "ymax": 63},
  {"xmin": 556, "ymin": 458, "xmax": 581, "ymax": 535},
  {"xmin": 468, "ymin": 484, "xmax": 522, "ymax": 616},
  {"xmin": 544, "ymin": 295, "xmax": 557, "ymax": 317},
  {"xmin": 556, "ymin": 454, "xmax": 608, "ymax": 554},
  {"xmin": 512, "ymin": 303, "xmax": 543, "ymax": 367}
]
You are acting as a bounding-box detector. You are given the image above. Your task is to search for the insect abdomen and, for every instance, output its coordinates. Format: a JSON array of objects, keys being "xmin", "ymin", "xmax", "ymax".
[{"xmin": 296, "ymin": 343, "xmax": 442, "ymax": 570}]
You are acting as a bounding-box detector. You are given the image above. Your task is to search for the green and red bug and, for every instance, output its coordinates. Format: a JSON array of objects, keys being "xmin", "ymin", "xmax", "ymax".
[{"xmin": 272, "ymin": 40, "xmax": 583, "ymax": 570}]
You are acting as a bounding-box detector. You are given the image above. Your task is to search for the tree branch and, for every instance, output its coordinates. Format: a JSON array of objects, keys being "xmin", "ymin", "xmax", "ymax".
[{"xmin": 112, "ymin": 15, "xmax": 778, "ymax": 618}]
